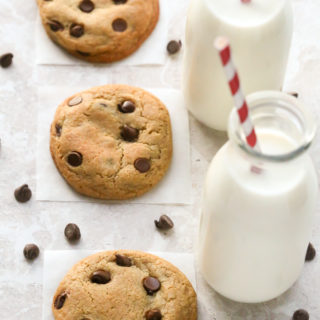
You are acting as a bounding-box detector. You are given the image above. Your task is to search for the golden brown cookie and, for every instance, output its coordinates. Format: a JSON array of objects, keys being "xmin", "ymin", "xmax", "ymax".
[
  {"xmin": 50, "ymin": 84, "xmax": 172, "ymax": 200},
  {"xmin": 52, "ymin": 250, "xmax": 197, "ymax": 320},
  {"xmin": 36, "ymin": 0, "xmax": 159, "ymax": 63}
]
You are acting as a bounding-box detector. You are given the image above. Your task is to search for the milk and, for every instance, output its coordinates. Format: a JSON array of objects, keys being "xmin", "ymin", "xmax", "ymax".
[{"xmin": 182, "ymin": 0, "xmax": 293, "ymax": 131}]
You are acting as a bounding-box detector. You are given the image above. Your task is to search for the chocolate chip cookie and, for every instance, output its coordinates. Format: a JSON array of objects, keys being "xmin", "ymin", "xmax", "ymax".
[
  {"xmin": 50, "ymin": 84, "xmax": 172, "ymax": 200},
  {"xmin": 36, "ymin": 0, "xmax": 159, "ymax": 63},
  {"xmin": 52, "ymin": 250, "xmax": 197, "ymax": 320}
]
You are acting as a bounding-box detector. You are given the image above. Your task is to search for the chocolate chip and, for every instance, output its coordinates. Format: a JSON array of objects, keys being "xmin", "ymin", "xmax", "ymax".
[
  {"xmin": 305, "ymin": 243, "xmax": 316, "ymax": 261},
  {"xmin": 155, "ymin": 215, "xmax": 174, "ymax": 230},
  {"xmin": 0, "ymin": 53, "xmax": 13, "ymax": 68},
  {"xmin": 167, "ymin": 40, "xmax": 182, "ymax": 55},
  {"xmin": 14, "ymin": 184, "xmax": 32, "ymax": 203},
  {"xmin": 118, "ymin": 101, "xmax": 135, "ymax": 113},
  {"xmin": 121, "ymin": 125, "xmax": 139, "ymax": 141},
  {"xmin": 79, "ymin": 0, "xmax": 95, "ymax": 13},
  {"xmin": 113, "ymin": 0, "xmax": 127, "ymax": 3},
  {"xmin": 64, "ymin": 223, "xmax": 81, "ymax": 242},
  {"xmin": 134, "ymin": 158, "xmax": 151, "ymax": 173},
  {"xmin": 68, "ymin": 96, "xmax": 83, "ymax": 106},
  {"xmin": 91, "ymin": 270, "xmax": 111, "ymax": 284},
  {"xmin": 70, "ymin": 23, "xmax": 84, "ymax": 37},
  {"xmin": 143, "ymin": 277, "xmax": 161, "ymax": 295},
  {"xmin": 55, "ymin": 124, "xmax": 62, "ymax": 137},
  {"xmin": 67, "ymin": 152, "xmax": 83, "ymax": 167},
  {"xmin": 115, "ymin": 254, "xmax": 132, "ymax": 267},
  {"xmin": 54, "ymin": 292, "xmax": 67, "ymax": 310},
  {"xmin": 293, "ymin": 309, "xmax": 309, "ymax": 320},
  {"xmin": 112, "ymin": 18, "xmax": 127, "ymax": 32},
  {"xmin": 145, "ymin": 309, "xmax": 162, "ymax": 320},
  {"xmin": 288, "ymin": 92, "xmax": 299, "ymax": 98},
  {"xmin": 76, "ymin": 50, "xmax": 90, "ymax": 57},
  {"xmin": 23, "ymin": 244, "xmax": 40, "ymax": 261},
  {"xmin": 48, "ymin": 20, "xmax": 64, "ymax": 32}
]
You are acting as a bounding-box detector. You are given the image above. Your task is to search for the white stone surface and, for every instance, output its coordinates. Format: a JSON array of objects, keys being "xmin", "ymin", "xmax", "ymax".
[{"xmin": 0, "ymin": 0, "xmax": 319, "ymax": 319}]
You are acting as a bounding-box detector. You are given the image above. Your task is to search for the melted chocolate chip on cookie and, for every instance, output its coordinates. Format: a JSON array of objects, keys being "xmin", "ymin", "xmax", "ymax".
[{"xmin": 67, "ymin": 152, "xmax": 83, "ymax": 167}]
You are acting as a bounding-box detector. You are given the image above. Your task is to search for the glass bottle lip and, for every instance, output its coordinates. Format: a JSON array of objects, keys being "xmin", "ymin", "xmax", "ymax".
[{"xmin": 228, "ymin": 91, "xmax": 317, "ymax": 162}]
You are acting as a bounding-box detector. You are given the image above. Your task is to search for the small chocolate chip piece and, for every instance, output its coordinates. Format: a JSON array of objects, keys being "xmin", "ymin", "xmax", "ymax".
[
  {"xmin": 70, "ymin": 23, "xmax": 84, "ymax": 38},
  {"xmin": 76, "ymin": 50, "xmax": 90, "ymax": 57},
  {"xmin": 145, "ymin": 309, "xmax": 162, "ymax": 320},
  {"xmin": 64, "ymin": 223, "xmax": 81, "ymax": 242},
  {"xmin": 23, "ymin": 244, "xmax": 40, "ymax": 260},
  {"xmin": 113, "ymin": 0, "xmax": 127, "ymax": 3},
  {"xmin": 292, "ymin": 309, "xmax": 309, "ymax": 320},
  {"xmin": 155, "ymin": 215, "xmax": 174, "ymax": 230},
  {"xmin": 305, "ymin": 243, "xmax": 316, "ymax": 261},
  {"xmin": 288, "ymin": 92, "xmax": 299, "ymax": 98},
  {"xmin": 68, "ymin": 95, "xmax": 83, "ymax": 106},
  {"xmin": 48, "ymin": 20, "xmax": 64, "ymax": 32},
  {"xmin": 67, "ymin": 152, "xmax": 83, "ymax": 167},
  {"xmin": 121, "ymin": 125, "xmax": 139, "ymax": 141},
  {"xmin": 167, "ymin": 40, "xmax": 182, "ymax": 55},
  {"xmin": 14, "ymin": 184, "xmax": 32, "ymax": 203},
  {"xmin": 79, "ymin": 0, "xmax": 95, "ymax": 13},
  {"xmin": 112, "ymin": 18, "xmax": 128, "ymax": 32},
  {"xmin": 134, "ymin": 158, "xmax": 151, "ymax": 173},
  {"xmin": 118, "ymin": 100, "xmax": 136, "ymax": 113},
  {"xmin": 115, "ymin": 254, "xmax": 132, "ymax": 267},
  {"xmin": 91, "ymin": 270, "xmax": 111, "ymax": 284},
  {"xmin": 0, "ymin": 53, "xmax": 13, "ymax": 68},
  {"xmin": 55, "ymin": 124, "xmax": 62, "ymax": 137},
  {"xmin": 54, "ymin": 292, "xmax": 67, "ymax": 310},
  {"xmin": 143, "ymin": 277, "xmax": 161, "ymax": 295}
]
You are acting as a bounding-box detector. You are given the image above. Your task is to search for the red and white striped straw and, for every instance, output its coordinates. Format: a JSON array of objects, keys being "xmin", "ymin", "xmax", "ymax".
[{"xmin": 214, "ymin": 36, "xmax": 260, "ymax": 151}]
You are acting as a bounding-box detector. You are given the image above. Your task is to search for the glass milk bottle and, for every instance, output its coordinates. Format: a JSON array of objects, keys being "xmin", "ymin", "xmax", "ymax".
[
  {"xmin": 182, "ymin": 0, "xmax": 293, "ymax": 131},
  {"xmin": 198, "ymin": 91, "xmax": 318, "ymax": 303}
]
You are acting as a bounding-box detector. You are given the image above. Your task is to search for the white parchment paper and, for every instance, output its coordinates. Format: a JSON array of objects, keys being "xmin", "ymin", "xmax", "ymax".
[
  {"xmin": 36, "ymin": 87, "xmax": 192, "ymax": 204},
  {"xmin": 42, "ymin": 250, "xmax": 196, "ymax": 320}
]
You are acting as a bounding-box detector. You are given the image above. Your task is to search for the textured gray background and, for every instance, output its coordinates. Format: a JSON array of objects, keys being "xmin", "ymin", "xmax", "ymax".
[{"xmin": 0, "ymin": 0, "xmax": 319, "ymax": 319}]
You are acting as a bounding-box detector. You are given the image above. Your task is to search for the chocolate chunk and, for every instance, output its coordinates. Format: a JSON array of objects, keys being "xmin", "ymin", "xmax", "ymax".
[
  {"xmin": 48, "ymin": 20, "xmax": 64, "ymax": 32},
  {"xmin": 14, "ymin": 184, "xmax": 32, "ymax": 203},
  {"xmin": 79, "ymin": 0, "xmax": 95, "ymax": 13},
  {"xmin": 293, "ymin": 309, "xmax": 309, "ymax": 320},
  {"xmin": 23, "ymin": 244, "xmax": 40, "ymax": 261},
  {"xmin": 167, "ymin": 40, "xmax": 182, "ymax": 55},
  {"xmin": 55, "ymin": 124, "xmax": 62, "ymax": 137},
  {"xmin": 91, "ymin": 270, "xmax": 111, "ymax": 284},
  {"xmin": 112, "ymin": 18, "xmax": 127, "ymax": 32},
  {"xmin": 113, "ymin": 0, "xmax": 127, "ymax": 3},
  {"xmin": 121, "ymin": 125, "xmax": 139, "ymax": 141},
  {"xmin": 68, "ymin": 96, "xmax": 83, "ymax": 106},
  {"xmin": 134, "ymin": 158, "xmax": 151, "ymax": 173},
  {"xmin": 143, "ymin": 277, "xmax": 161, "ymax": 295},
  {"xmin": 118, "ymin": 101, "xmax": 135, "ymax": 113},
  {"xmin": 155, "ymin": 215, "xmax": 174, "ymax": 230},
  {"xmin": 305, "ymin": 243, "xmax": 316, "ymax": 261},
  {"xmin": 115, "ymin": 254, "xmax": 132, "ymax": 267},
  {"xmin": 288, "ymin": 92, "xmax": 299, "ymax": 98},
  {"xmin": 67, "ymin": 152, "xmax": 83, "ymax": 167},
  {"xmin": 0, "ymin": 53, "xmax": 13, "ymax": 68},
  {"xmin": 64, "ymin": 223, "xmax": 81, "ymax": 242},
  {"xmin": 145, "ymin": 309, "xmax": 162, "ymax": 320},
  {"xmin": 54, "ymin": 292, "xmax": 67, "ymax": 310},
  {"xmin": 70, "ymin": 23, "xmax": 84, "ymax": 37}
]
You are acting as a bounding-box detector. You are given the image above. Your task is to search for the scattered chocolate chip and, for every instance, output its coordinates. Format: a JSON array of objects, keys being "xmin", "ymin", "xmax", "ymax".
[
  {"xmin": 155, "ymin": 215, "xmax": 174, "ymax": 230},
  {"xmin": 67, "ymin": 152, "xmax": 83, "ymax": 167},
  {"xmin": 145, "ymin": 309, "xmax": 162, "ymax": 320},
  {"xmin": 118, "ymin": 100, "xmax": 135, "ymax": 113},
  {"xmin": 121, "ymin": 125, "xmax": 139, "ymax": 141},
  {"xmin": 76, "ymin": 50, "xmax": 90, "ymax": 57},
  {"xmin": 134, "ymin": 158, "xmax": 151, "ymax": 173},
  {"xmin": 64, "ymin": 223, "xmax": 81, "ymax": 242},
  {"xmin": 68, "ymin": 95, "xmax": 83, "ymax": 106},
  {"xmin": 23, "ymin": 244, "xmax": 40, "ymax": 261},
  {"xmin": 48, "ymin": 20, "xmax": 64, "ymax": 32},
  {"xmin": 113, "ymin": 0, "xmax": 127, "ymax": 3},
  {"xmin": 143, "ymin": 277, "xmax": 161, "ymax": 295},
  {"xmin": 288, "ymin": 92, "xmax": 299, "ymax": 98},
  {"xmin": 292, "ymin": 309, "xmax": 309, "ymax": 320},
  {"xmin": 55, "ymin": 124, "xmax": 62, "ymax": 137},
  {"xmin": 0, "ymin": 53, "xmax": 13, "ymax": 68},
  {"xmin": 112, "ymin": 18, "xmax": 127, "ymax": 32},
  {"xmin": 70, "ymin": 23, "xmax": 84, "ymax": 38},
  {"xmin": 14, "ymin": 184, "xmax": 32, "ymax": 203},
  {"xmin": 54, "ymin": 292, "xmax": 67, "ymax": 310},
  {"xmin": 115, "ymin": 254, "xmax": 132, "ymax": 267},
  {"xmin": 91, "ymin": 270, "xmax": 111, "ymax": 284},
  {"xmin": 79, "ymin": 0, "xmax": 95, "ymax": 13},
  {"xmin": 305, "ymin": 243, "xmax": 316, "ymax": 261},
  {"xmin": 167, "ymin": 40, "xmax": 182, "ymax": 55}
]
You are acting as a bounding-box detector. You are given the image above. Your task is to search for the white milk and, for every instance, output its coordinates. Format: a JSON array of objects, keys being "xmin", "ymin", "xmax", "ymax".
[{"xmin": 183, "ymin": 0, "xmax": 293, "ymax": 131}]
